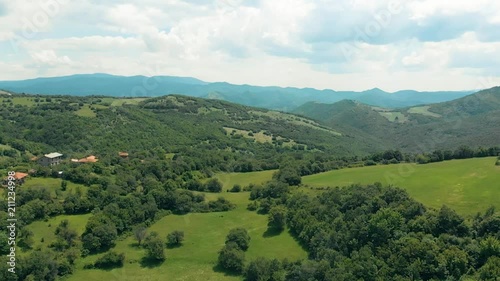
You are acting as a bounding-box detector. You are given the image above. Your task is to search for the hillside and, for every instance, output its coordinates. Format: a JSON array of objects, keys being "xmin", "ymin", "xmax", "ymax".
[
  {"xmin": 303, "ymin": 157, "xmax": 500, "ymax": 216},
  {"xmin": 0, "ymin": 94, "xmax": 378, "ymax": 174},
  {"xmin": 0, "ymin": 74, "xmax": 474, "ymax": 111},
  {"xmin": 294, "ymin": 87, "xmax": 500, "ymax": 152}
]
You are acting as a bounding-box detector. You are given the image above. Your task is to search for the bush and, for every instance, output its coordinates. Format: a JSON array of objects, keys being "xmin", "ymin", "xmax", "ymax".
[
  {"xmin": 218, "ymin": 242, "xmax": 245, "ymax": 273},
  {"xmin": 226, "ymin": 228, "xmax": 250, "ymax": 251},
  {"xmin": 93, "ymin": 251, "xmax": 125, "ymax": 269},
  {"xmin": 205, "ymin": 178, "xmax": 223, "ymax": 193},
  {"xmin": 230, "ymin": 184, "xmax": 242, "ymax": 193},
  {"xmin": 247, "ymin": 201, "xmax": 259, "ymax": 211},
  {"xmin": 166, "ymin": 230, "xmax": 184, "ymax": 247},
  {"xmin": 364, "ymin": 160, "xmax": 377, "ymax": 166},
  {"xmin": 208, "ymin": 197, "xmax": 236, "ymax": 212}
]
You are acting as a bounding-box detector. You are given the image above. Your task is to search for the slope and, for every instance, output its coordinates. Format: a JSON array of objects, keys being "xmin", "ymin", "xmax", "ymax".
[{"xmin": 293, "ymin": 87, "xmax": 500, "ymax": 152}]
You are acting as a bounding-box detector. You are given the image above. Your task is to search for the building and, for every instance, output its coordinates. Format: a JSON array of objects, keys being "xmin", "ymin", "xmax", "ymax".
[
  {"xmin": 2, "ymin": 172, "xmax": 28, "ymax": 186},
  {"xmin": 38, "ymin": 152, "xmax": 63, "ymax": 166},
  {"xmin": 118, "ymin": 152, "xmax": 129, "ymax": 158},
  {"xmin": 71, "ymin": 155, "xmax": 98, "ymax": 163}
]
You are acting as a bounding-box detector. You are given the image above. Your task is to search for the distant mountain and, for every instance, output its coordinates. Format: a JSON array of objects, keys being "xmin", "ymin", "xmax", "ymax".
[
  {"xmin": 0, "ymin": 74, "xmax": 475, "ymax": 111},
  {"xmin": 293, "ymin": 87, "xmax": 500, "ymax": 152}
]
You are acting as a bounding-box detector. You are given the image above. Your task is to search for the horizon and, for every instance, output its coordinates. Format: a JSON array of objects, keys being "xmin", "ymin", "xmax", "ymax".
[
  {"xmin": 1, "ymin": 1, "xmax": 500, "ymax": 92},
  {"xmin": 0, "ymin": 72, "xmax": 487, "ymax": 94}
]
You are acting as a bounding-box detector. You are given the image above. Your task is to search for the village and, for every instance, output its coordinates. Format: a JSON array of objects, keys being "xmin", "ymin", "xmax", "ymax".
[{"xmin": 2, "ymin": 152, "xmax": 129, "ymax": 187}]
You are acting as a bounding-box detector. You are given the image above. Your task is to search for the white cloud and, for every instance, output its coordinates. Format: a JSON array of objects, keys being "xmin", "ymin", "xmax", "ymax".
[{"xmin": 0, "ymin": 0, "xmax": 499, "ymax": 91}]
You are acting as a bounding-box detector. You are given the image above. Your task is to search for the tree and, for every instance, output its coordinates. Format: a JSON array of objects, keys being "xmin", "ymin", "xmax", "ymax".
[
  {"xmin": 167, "ymin": 230, "xmax": 185, "ymax": 247},
  {"xmin": 435, "ymin": 205, "xmax": 469, "ymax": 236},
  {"xmin": 61, "ymin": 180, "xmax": 68, "ymax": 191},
  {"xmin": 274, "ymin": 167, "xmax": 301, "ymax": 186},
  {"xmin": 93, "ymin": 251, "xmax": 125, "ymax": 269},
  {"xmin": 230, "ymin": 184, "xmax": 242, "ymax": 193},
  {"xmin": 205, "ymin": 178, "xmax": 223, "ymax": 193},
  {"xmin": 133, "ymin": 226, "xmax": 147, "ymax": 246},
  {"xmin": 143, "ymin": 232, "xmax": 165, "ymax": 261},
  {"xmin": 478, "ymin": 256, "xmax": 500, "ymax": 280},
  {"xmin": 225, "ymin": 228, "xmax": 251, "ymax": 251},
  {"xmin": 268, "ymin": 206, "xmax": 287, "ymax": 231},
  {"xmin": 81, "ymin": 213, "xmax": 118, "ymax": 253},
  {"xmin": 217, "ymin": 242, "xmax": 245, "ymax": 273}
]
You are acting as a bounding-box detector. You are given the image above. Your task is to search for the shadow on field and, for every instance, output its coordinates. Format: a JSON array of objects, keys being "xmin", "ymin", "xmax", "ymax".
[
  {"xmin": 262, "ymin": 227, "xmax": 282, "ymax": 238},
  {"xmin": 212, "ymin": 264, "xmax": 242, "ymax": 277},
  {"xmin": 166, "ymin": 243, "xmax": 183, "ymax": 249},
  {"xmin": 140, "ymin": 257, "xmax": 164, "ymax": 268}
]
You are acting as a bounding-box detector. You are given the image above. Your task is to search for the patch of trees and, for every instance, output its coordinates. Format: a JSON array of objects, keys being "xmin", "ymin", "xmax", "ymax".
[
  {"xmin": 217, "ymin": 228, "xmax": 250, "ymax": 273},
  {"xmin": 365, "ymin": 146, "xmax": 500, "ymax": 166}
]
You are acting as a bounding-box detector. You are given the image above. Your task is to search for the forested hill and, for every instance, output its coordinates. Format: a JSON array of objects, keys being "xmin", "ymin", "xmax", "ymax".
[
  {"xmin": 0, "ymin": 74, "xmax": 474, "ymax": 110},
  {"xmin": 293, "ymin": 87, "xmax": 500, "ymax": 152},
  {"xmin": 0, "ymin": 94, "xmax": 381, "ymax": 173}
]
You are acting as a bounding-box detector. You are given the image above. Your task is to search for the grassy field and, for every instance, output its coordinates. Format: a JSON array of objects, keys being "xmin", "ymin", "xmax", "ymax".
[
  {"xmin": 214, "ymin": 170, "xmax": 276, "ymax": 190},
  {"xmin": 408, "ymin": 106, "xmax": 442, "ymax": 117},
  {"xmin": 379, "ymin": 111, "xmax": 408, "ymax": 123},
  {"xmin": 66, "ymin": 192, "xmax": 306, "ymax": 281},
  {"xmin": 22, "ymin": 177, "xmax": 89, "ymax": 198},
  {"xmin": 75, "ymin": 105, "xmax": 97, "ymax": 117},
  {"xmin": 302, "ymin": 157, "xmax": 500, "ymax": 216},
  {"xmin": 27, "ymin": 214, "xmax": 92, "ymax": 250}
]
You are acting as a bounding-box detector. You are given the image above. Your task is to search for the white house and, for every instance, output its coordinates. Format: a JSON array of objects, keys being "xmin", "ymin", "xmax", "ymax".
[{"xmin": 38, "ymin": 152, "xmax": 63, "ymax": 166}]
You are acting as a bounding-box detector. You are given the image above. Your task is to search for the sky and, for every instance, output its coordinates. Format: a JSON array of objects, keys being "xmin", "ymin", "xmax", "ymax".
[{"xmin": 0, "ymin": 0, "xmax": 500, "ymax": 92}]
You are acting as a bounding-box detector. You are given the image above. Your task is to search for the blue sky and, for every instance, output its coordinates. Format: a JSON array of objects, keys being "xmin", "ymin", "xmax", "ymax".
[{"xmin": 0, "ymin": 0, "xmax": 499, "ymax": 91}]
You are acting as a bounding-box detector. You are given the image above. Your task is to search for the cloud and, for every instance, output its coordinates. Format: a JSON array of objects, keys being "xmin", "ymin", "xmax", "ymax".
[
  {"xmin": 0, "ymin": 0, "xmax": 499, "ymax": 91},
  {"xmin": 0, "ymin": 2, "xmax": 6, "ymax": 17}
]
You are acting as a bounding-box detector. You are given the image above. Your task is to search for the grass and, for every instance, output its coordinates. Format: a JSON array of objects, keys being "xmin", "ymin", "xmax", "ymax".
[
  {"xmin": 379, "ymin": 111, "xmax": 408, "ymax": 123},
  {"xmin": 75, "ymin": 105, "xmax": 97, "ymax": 118},
  {"xmin": 408, "ymin": 106, "xmax": 442, "ymax": 118},
  {"xmin": 109, "ymin": 98, "xmax": 149, "ymax": 107},
  {"xmin": 214, "ymin": 170, "xmax": 276, "ymax": 190},
  {"xmin": 302, "ymin": 157, "xmax": 500, "ymax": 216},
  {"xmin": 249, "ymin": 110, "xmax": 341, "ymax": 136},
  {"xmin": 27, "ymin": 214, "xmax": 92, "ymax": 250},
  {"xmin": 67, "ymin": 192, "xmax": 307, "ymax": 281},
  {"xmin": 0, "ymin": 97, "xmax": 43, "ymax": 107},
  {"xmin": 22, "ymin": 177, "xmax": 89, "ymax": 198}
]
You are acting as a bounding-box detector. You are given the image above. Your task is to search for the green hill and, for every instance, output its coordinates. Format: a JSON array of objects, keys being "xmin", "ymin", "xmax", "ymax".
[
  {"xmin": 303, "ymin": 157, "xmax": 500, "ymax": 216},
  {"xmin": 294, "ymin": 87, "xmax": 500, "ymax": 152}
]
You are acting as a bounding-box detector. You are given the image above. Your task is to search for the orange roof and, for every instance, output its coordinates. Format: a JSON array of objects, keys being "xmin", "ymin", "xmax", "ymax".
[
  {"xmin": 4, "ymin": 172, "xmax": 28, "ymax": 180},
  {"xmin": 76, "ymin": 155, "xmax": 98, "ymax": 163}
]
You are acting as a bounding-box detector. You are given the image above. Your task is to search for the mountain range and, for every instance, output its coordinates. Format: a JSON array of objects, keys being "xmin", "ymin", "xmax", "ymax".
[{"xmin": 0, "ymin": 74, "xmax": 475, "ymax": 111}]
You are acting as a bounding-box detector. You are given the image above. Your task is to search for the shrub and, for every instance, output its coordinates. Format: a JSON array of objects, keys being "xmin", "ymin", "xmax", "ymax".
[
  {"xmin": 166, "ymin": 230, "xmax": 185, "ymax": 247},
  {"xmin": 93, "ymin": 251, "xmax": 125, "ymax": 269},
  {"xmin": 230, "ymin": 184, "xmax": 242, "ymax": 193}
]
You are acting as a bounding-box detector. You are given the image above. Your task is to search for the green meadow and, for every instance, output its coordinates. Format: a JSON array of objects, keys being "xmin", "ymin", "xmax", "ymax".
[
  {"xmin": 214, "ymin": 170, "xmax": 276, "ymax": 191},
  {"xmin": 303, "ymin": 157, "xmax": 500, "ymax": 216},
  {"xmin": 25, "ymin": 192, "xmax": 305, "ymax": 281}
]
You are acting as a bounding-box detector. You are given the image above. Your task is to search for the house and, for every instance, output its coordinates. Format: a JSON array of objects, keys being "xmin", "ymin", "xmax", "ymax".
[
  {"xmin": 71, "ymin": 155, "xmax": 98, "ymax": 163},
  {"xmin": 38, "ymin": 152, "xmax": 63, "ymax": 166},
  {"xmin": 118, "ymin": 152, "xmax": 129, "ymax": 158},
  {"xmin": 2, "ymin": 172, "xmax": 28, "ymax": 186}
]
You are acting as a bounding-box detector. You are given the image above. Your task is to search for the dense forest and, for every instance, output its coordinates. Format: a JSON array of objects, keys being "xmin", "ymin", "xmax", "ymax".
[
  {"xmin": 241, "ymin": 182, "xmax": 500, "ymax": 280},
  {"xmin": 0, "ymin": 93, "xmax": 499, "ymax": 280}
]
